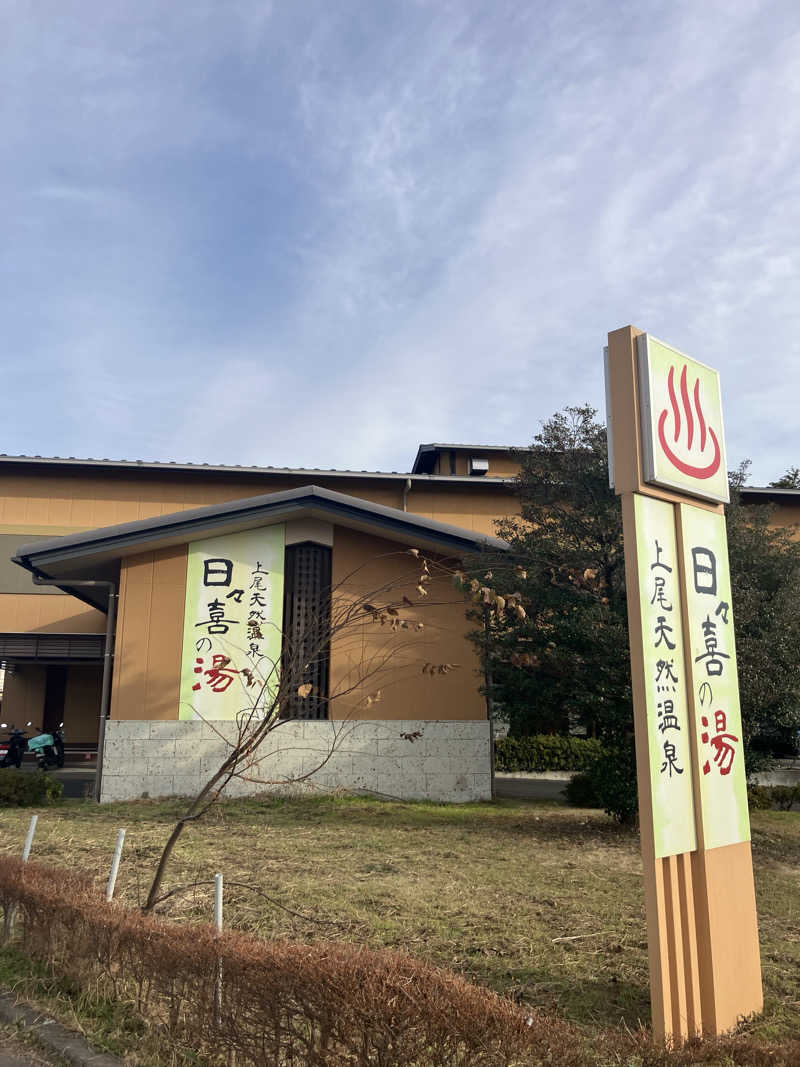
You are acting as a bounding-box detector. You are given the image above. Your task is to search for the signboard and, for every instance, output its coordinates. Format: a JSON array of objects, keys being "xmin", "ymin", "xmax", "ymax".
[
  {"xmin": 637, "ymin": 334, "xmax": 729, "ymax": 504},
  {"xmin": 179, "ymin": 525, "xmax": 285, "ymax": 721},
  {"xmin": 679, "ymin": 504, "xmax": 750, "ymax": 850},
  {"xmin": 634, "ymin": 495, "xmax": 697, "ymax": 858}
]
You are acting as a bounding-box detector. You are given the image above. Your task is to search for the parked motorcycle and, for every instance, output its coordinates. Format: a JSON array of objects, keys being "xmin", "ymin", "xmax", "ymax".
[
  {"xmin": 0, "ymin": 722, "xmax": 32, "ymax": 768},
  {"xmin": 27, "ymin": 722, "xmax": 65, "ymax": 770}
]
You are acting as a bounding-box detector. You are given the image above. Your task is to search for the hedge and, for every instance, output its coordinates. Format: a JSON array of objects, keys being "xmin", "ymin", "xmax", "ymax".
[
  {"xmin": 0, "ymin": 770, "xmax": 63, "ymax": 807},
  {"xmin": 494, "ymin": 735, "xmax": 604, "ymax": 773}
]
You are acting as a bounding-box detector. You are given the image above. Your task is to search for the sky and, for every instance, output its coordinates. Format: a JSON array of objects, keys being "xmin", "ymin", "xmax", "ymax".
[{"xmin": 2, "ymin": 1, "xmax": 799, "ymax": 485}]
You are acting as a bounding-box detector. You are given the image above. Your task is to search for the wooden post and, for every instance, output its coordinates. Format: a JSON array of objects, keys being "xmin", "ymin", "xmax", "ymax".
[{"xmin": 606, "ymin": 326, "xmax": 762, "ymax": 1041}]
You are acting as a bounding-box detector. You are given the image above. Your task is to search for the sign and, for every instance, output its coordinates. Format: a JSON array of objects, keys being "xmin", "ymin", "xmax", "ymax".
[
  {"xmin": 179, "ymin": 526, "xmax": 285, "ymax": 721},
  {"xmin": 637, "ymin": 334, "xmax": 729, "ymax": 504},
  {"xmin": 634, "ymin": 495, "xmax": 697, "ymax": 858},
  {"xmin": 679, "ymin": 504, "xmax": 750, "ymax": 850}
]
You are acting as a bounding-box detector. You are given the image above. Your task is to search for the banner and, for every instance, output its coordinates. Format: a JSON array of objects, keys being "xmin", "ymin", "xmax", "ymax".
[
  {"xmin": 179, "ymin": 525, "xmax": 285, "ymax": 721},
  {"xmin": 633, "ymin": 494, "xmax": 697, "ymax": 857},
  {"xmin": 679, "ymin": 504, "xmax": 750, "ymax": 850}
]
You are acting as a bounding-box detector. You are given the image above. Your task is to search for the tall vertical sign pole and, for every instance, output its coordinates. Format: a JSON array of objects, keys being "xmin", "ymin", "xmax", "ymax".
[{"xmin": 605, "ymin": 326, "xmax": 762, "ymax": 1042}]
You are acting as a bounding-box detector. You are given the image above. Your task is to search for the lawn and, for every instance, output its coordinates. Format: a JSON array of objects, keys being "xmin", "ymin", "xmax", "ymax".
[{"xmin": 0, "ymin": 793, "xmax": 798, "ymax": 1060}]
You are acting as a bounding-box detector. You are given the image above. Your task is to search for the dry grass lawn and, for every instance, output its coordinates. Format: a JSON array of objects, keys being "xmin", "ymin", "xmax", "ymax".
[{"xmin": 0, "ymin": 793, "xmax": 798, "ymax": 1058}]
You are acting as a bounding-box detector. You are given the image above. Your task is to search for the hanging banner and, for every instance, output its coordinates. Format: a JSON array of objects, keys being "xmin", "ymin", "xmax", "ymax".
[
  {"xmin": 637, "ymin": 334, "xmax": 729, "ymax": 504},
  {"xmin": 633, "ymin": 495, "xmax": 697, "ymax": 858},
  {"xmin": 679, "ymin": 504, "xmax": 750, "ymax": 850},
  {"xmin": 179, "ymin": 525, "xmax": 285, "ymax": 721}
]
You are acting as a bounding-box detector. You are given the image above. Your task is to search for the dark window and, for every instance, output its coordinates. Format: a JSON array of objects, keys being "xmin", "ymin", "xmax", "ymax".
[{"xmin": 281, "ymin": 542, "xmax": 331, "ymax": 720}]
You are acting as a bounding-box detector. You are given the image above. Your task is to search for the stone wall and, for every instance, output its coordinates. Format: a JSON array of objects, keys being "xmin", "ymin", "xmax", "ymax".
[{"xmin": 100, "ymin": 718, "xmax": 491, "ymax": 804}]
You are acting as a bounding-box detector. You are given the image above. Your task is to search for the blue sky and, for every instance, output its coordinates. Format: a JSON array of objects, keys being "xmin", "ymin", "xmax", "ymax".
[{"xmin": 3, "ymin": 1, "xmax": 799, "ymax": 484}]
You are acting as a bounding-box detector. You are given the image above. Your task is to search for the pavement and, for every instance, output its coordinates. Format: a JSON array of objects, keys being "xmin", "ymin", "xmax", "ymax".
[
  {"xmin": 0, "ymin": 994, "xmax": 121, "ymax": 1067},
  {"xmin": 493, "ymin": 772, "xmax": 571, "ymax": 801}
]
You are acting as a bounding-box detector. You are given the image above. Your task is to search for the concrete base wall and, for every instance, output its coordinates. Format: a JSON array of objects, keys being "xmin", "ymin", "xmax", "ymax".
[{"xmin": 100, "ymin": 718, "xmax": 491, "ymax": 804}]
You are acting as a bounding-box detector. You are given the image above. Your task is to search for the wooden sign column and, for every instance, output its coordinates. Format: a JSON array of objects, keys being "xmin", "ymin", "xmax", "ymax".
[{"xmin": 605, "ymin": 325, "xmax": 762, "ymax": 1042}]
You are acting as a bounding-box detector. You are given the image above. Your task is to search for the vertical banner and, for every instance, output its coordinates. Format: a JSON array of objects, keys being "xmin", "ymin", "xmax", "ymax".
[
  {"xmin": 633, "ymin": 495, "xmax": 697, "ymax": 858},
  {"xmin": 180, "ymin": 525, "xmax": 285, "ymax": 721},
  {"xmin": 679, "ymin": 504, "xmax": 750, "ymax": 850}
]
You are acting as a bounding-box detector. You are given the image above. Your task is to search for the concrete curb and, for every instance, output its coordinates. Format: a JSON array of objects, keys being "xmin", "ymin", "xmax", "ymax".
[{"xmin": 0, "ymin": 991, "xmax": 122, "ymax": 1067}]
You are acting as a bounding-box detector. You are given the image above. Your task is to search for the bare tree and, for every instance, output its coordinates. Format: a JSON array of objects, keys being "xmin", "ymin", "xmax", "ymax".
[{"xmin": 143, "ymin": 548, "xmax": 486, "ymax": 912}]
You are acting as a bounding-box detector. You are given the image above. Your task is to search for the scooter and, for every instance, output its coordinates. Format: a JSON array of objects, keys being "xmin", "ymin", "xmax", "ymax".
[
  {"xmin": 0, "ymin": 722, "xmax": 32, "ymax": 768},
  {"xmin": 27, "ymin": 723, "xmax": 65, "ymax": 770}
]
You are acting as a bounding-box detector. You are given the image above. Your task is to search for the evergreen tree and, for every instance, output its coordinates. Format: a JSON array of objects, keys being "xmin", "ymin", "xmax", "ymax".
[{"xmin": 473, "ymin": 406, "xmax": 800, "ymax": 819}]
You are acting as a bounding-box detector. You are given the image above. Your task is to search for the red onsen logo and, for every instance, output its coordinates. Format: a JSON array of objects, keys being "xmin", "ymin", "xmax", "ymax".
[{"xmin": 657, "ymin": 365, "xmax": 721, "ymax": 480}]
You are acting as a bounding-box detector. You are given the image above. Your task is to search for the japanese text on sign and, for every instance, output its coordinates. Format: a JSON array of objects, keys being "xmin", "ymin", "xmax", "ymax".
[{"xmin": 180, "ymin": 526, "xmax": 285, "ymax": 721}]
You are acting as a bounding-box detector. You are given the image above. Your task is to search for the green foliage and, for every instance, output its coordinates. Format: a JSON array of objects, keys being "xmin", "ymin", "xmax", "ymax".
[
  {"xmin": 494, "ymin": 734, "xmax": 604, "ymax": 772},
  {"xmin": 563, "ymin": 771, "xmax": 602, "ymax": 808},
  {"xmin": 747, "ymin": 783, "xmax": 800, "ymax": 811},
  {"xmin": 0, "ymin": 770, "xmax": 63, "ymax": 807},
  {"xmin": 769, "ymin": 466, "xmax": 800, "ymax": 489},
  {"xmin": 470, "ymin": 405, "xmax": 800, "ymax": 823}
]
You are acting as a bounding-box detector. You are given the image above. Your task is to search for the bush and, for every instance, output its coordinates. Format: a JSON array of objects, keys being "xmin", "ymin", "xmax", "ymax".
[
  {"xmin": 0, "ymin": 770, "xmax": 62, "ymax": 807},
  {"xmin": 563, "ymin": 771, "xmax": 602, "ymax": 808},
  {"xmin": 747, "ymin": 783, "xmax": 800, "ymax": 811},
  {"xmin": 564, "ymin": 744, "xmax": 639, "ymax": 824},
  {"xmin": 0, "ymin": 856, "xmax": 567, "ymax": 1067},
  {"xmin": 494, "ymin": 734, "xmax": 604, "ymax": 773}
]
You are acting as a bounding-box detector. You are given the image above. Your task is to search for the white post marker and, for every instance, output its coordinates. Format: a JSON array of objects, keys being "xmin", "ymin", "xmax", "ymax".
[
  {"xmin": 214, "ymin": 872, "xmax": 223, "ymax": 934},
  {"xmin": 22, "ymin": 815, "xmax": 38, "ymax": 861},
  {"xmin": 4, "ymin": 815, "xmax": 38, "ymax": 944},
  {"xmin": 214, "ymin": 873, "xmax": 224, "ymax": 1026},
  {"xmin": 105, "ymin": 829, "xmax": 126, "ymax": 902}
]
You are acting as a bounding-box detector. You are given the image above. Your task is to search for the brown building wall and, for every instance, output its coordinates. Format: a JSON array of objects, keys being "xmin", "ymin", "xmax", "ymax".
[
  {"xmin": 0, "ymin": 594, "xmax": 106, "ymax": 634},
  {"xmin": 105, "ymin": 523, "xmax": 482, "ymax": 725},
  {"xmin": 0, "ymin": 468, "xmax": 519, "ymax": 537},
  {"xmin": 64, "ymin": 666, "xmax": 103, "ymax": 743},
  {"xmin": 329, "ymin": 527, "xmax": 484, "ymax": 722},
  {"xmin": 110, "ymin": 545, "xmax": 188, "ymax": 722},
  {"xmin": 2, "ymin": 666, "xmax": 46, "ymax": 728}
]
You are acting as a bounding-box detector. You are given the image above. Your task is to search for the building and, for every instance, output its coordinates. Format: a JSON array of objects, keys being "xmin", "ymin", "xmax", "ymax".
[
  {"xmin": 0, "ymin": 445, "xmax": 520, "ymax": 802},
  {"xmin": 1, "ymin": 446, "xmax": 795, "ymax": 803}
]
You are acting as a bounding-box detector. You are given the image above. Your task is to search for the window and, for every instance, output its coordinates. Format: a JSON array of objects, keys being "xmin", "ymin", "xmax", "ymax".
[{"xmin": 281, "ymin": 542, "xmax": 331, "ymax": 719}]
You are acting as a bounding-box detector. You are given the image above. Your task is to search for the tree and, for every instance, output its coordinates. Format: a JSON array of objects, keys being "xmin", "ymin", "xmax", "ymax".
[
  {"xmin": 143, "ymin": 549, "xmax": 468, "ymax": 912},
  {"xmin": 472, "ymin": 406, "xmax": 800, "ymax": 819},
  {"xmin": 769, "ymin": 466, "xmax": 800, "ymax": 489}
]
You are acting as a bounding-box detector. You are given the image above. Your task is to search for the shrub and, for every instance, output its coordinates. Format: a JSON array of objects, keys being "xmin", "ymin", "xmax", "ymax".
[
  {"xmin": 494, "ymin": 734, "xmax": 604, "ymax": 773},
  {"xmin": 0, "ymin": 770, "xmax": 62, "ymax": 807},
  {"xmin": 566, "ymin": 744, "xmax": 638, "ymax": 825},
  {"xmin": 747, "ymin": 783, "xmax": 800, "ymax": 811},
  {"xmin": 563, "ymin": 771, "xmax": 602, "ymax": 808},
  {"xmin": 0, "ymin": 856, "xmax": 576, "ymax": 1067}
]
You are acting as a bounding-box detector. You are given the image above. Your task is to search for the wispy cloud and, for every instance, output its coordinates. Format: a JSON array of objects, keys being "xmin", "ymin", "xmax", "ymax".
[{"xmin": 2, "ymin": 1, "xmax": 800, "ymax": 483}]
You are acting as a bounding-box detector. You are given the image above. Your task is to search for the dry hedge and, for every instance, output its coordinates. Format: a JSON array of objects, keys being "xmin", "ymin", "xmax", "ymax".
[
  {"xmin": 0, "ymin": 855, "xmax": 580, "ymax": 1066},
  {"xmin": 4, "ymin": 857, "xmax": 799, "ymax": 1066}
]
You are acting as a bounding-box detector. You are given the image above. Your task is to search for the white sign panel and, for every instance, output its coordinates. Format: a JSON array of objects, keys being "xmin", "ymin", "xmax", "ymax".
[{"xmin": 637, "ymin": 334, "xmax": 729, "ymax": 504}]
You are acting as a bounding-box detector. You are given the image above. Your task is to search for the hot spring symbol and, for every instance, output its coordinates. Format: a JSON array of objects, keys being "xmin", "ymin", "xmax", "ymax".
[{"xmin": 657, "ymin": 365, "xmax": 721, "ymax": 480}]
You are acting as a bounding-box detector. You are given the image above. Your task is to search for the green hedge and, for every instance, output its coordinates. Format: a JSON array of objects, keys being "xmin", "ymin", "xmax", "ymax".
[
  {"xmin": 494, "ymin": 735, "xmax": 605, "ymax": 773},
  {"xmin": 0, "ymin": 770, "xmax": 63, "ymax": 807},
  {"xmin": 746, "ymin": 784, "xmax": 800, "ymax": 811}
]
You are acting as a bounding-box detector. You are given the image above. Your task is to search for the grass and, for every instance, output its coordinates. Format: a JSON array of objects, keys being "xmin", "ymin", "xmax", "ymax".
[{"xmin": 0, "ymin": 793, "xmax": 798, "ymax": 1062}]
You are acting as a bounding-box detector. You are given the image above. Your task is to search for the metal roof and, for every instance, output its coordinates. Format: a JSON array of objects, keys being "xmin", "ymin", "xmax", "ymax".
[{"xmin": 0, "ymin": 452, "xmax": 516, "ymax": 487}]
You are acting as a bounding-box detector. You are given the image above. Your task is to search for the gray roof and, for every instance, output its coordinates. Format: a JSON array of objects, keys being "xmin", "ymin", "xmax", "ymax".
[
  {"xmin": 12, "ymin": 484, "xmax": 509, "ymax": 610},
  {"xmin": 0, "ymin": 451, "xmax": 515, "ymax": 488}
]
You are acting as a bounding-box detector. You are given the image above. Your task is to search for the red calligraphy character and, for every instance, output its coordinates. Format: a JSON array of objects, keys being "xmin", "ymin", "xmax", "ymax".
[
  {"xmin": 203, "ymin": 654, "xmax": 239, "ymax": 694},
  {"xmin": 700, "ymin": 710, "xmax": 738, "ymax": 776}
]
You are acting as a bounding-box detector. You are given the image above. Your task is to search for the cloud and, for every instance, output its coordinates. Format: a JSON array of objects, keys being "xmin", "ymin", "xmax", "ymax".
[{"xmin": 2, "ymin": 1, "xmax": 800, "ymax": 484}]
